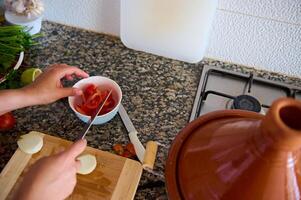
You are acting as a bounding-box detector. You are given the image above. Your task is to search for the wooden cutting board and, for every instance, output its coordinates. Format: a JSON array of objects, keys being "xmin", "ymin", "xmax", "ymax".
[{"xmin": 0, "ymin": 132, "xmax": 143, "ymax": 200}]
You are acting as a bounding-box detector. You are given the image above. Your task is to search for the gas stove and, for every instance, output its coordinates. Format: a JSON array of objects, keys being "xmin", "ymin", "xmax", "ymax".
[{"xmin": 190, "ymin": 65, "xmax": 301, "ymax": 122}]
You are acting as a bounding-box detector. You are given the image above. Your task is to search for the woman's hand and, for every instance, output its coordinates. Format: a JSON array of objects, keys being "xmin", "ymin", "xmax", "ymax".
[
  {"xmin": 0, "ymin": 64, "xmax": 89, "ymax": 114},
  {"xmin": 14, "ymin": 139, "xmax": 87, "ymax": 200},
  {"xmin": 23, "ymin": 64, "xmax": 89, "ymax": 105}
]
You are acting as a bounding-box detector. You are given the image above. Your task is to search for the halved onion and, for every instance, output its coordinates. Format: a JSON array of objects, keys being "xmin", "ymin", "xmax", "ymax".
[
  {"xmin": 17, "ymin": 131, "xmax": 43, "ymax": 154},
  {"xmin": 76, "ymin": 154, "xmax": 97, "ymax": 175}
]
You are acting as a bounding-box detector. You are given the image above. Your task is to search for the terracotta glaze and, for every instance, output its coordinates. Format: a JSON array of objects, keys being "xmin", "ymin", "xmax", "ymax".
[{"xmin": 166, "ymin": 98, "xmax": 301, "ymax": 200}]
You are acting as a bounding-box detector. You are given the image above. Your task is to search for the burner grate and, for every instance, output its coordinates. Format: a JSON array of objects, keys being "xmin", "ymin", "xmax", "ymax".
[{"xmin": 190, "ymin": 66, "xmax": 301, "ymax": 122}]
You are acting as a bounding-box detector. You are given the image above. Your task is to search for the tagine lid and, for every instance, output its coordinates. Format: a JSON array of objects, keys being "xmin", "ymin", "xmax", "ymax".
[
  {"xmin": 165, "ymin": 110, "xmax": 264, "ymax": 200},
  {"xmin": 166, "ymin": 98, "xmax": 301, "ymax": 199}
]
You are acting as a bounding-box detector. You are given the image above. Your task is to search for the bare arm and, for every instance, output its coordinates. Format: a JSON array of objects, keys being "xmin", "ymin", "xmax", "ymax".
[
  {"xmin": 0, "ymin": 64, "xmax": 89, "ymax": 115},
  {"xmin": 0, "ymin": 88, "xmax": 34, "ymax": 115},
  {"xmin": 2, "ymin": 64, "xmax": 90, "ymax": 199}
]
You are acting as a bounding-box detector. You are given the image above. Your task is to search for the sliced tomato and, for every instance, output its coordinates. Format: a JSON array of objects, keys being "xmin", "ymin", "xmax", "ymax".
[
  {"xmin": 80, "ymin": 93, "xmax": 86, "ymax": 104},
  {"xmin": 99, "ymin": 97, "xmax": 115, "ymax": 115},
  {"xmin": 84, "ymin": 84, "xmax": 97, "ymax": 98},
  {"xmin": 85, "ymin": 93, "xmax": 102, "ymax": 109},
  {"xmin": 75, "ymin": 104, "xmax": 92, "ymax": 116},
  {"xmin": 99, "ymin": 90, "xmax": 109, "ymax": 101},
  {"xmin": 75, "ymin": 104, "xmax": 86, "ymax": 115},
  {"xmin": 75, "ymin": 84, "xmax": 117, "ymax": 117}
]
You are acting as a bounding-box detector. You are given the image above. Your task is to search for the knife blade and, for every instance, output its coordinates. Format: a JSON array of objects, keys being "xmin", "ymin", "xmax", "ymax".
[
  {"xmin": 77, "ymin": 90, "xmax": 112, "ymax": 140},
  {"xmin": 118, "ymin": 104, "xmax": 146, "ymax": 162}
]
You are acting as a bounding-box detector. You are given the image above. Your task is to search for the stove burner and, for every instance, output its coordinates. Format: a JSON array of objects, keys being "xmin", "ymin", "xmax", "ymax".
[
  {"xmin": 189, "ymin": 66, "xmax": 301, "ymax": 122},
  {"xmin": 232, "ymin": 95, "xmax": 261, "ymax": 112}
]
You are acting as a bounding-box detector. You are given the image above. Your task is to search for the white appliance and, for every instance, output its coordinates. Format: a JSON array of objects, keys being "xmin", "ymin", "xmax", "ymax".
[{"xmin": 121, "ymin": 0, "xmax": 218, "ymax": 63}]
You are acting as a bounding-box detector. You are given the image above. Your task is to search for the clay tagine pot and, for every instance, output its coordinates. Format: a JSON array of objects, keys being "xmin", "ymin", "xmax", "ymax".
[{"xmin": 166, "ymin": 98, "xmax": 301, "ymax": 200}]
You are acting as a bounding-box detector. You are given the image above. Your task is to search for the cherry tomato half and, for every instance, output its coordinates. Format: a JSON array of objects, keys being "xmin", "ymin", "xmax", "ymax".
[
  {"xmin": 125, "ymin": 143, "xmax": 136, "ymax": 156},
  {"xmin": 122, "ymin": 150, "xmax": 134, "ymax": 158},
  {"xmin": 113, "ymin": 144, "xmax": 124, "ymax": 155}
]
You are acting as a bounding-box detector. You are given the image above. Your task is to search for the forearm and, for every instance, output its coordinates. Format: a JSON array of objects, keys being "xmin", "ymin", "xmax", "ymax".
[{"xmin": 0, "ymin": 88, "xmax": 37, "ymax": 114}]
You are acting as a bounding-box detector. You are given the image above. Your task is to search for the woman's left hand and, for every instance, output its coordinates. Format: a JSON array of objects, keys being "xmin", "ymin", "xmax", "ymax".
[{"xmin": 23, "ymin": 64, "xmax": 89, "ymax": 105}]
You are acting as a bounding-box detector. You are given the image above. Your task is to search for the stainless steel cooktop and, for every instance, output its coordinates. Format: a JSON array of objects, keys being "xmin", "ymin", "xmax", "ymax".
[{"xmin": 190, "ymin": 65, "xmax": 301, "ymax": 122}]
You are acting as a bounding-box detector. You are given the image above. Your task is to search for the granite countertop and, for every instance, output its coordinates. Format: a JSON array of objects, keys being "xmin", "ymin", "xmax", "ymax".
[{"xmin": 1, "ymin": 21, "xmax": 301, "ymax": 199}]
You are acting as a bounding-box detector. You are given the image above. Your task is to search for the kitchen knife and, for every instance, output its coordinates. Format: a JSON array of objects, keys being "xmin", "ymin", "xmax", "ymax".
[
  {"xmin": 77, "ymin": 90, "xmax": 112, "ymax": 140},
  {"xmin": 118, "ymin": 104, "xmax": 146, "ymax": 163}
]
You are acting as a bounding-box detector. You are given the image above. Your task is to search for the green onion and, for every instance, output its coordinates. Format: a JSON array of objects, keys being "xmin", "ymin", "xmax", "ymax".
[
  {"xmin": 0, "ymin": 25, "xmax": 40, "ymax": 72},
  {"xmin": 0, "ymin": 25, "xmax": 41, "ymax": 89}
]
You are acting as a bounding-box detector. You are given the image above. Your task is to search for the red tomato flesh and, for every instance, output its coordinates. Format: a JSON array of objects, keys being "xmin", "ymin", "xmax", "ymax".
[
  {"xmin": 74, "ymin": 84, "xmax": 116, "ymax": 117},
  {"xmin": 125, "ymin": 143, "xmax": 136, "ymax": 156},
  {"xmin": 122, "ymin": 150, "xmax": 134, "ymax": 158},
  {"xmin": 85, "ymin": 93, "xmax": 102, "ymax": 109},
  {"xmin": 84, "ymin": 84, "xmax": 97, "ymax": 98},
  {"xmin": 0, "ymin": 112, "xmax": 16, "ymax": 131},
  {"xmin": 113, "ymin": 144, "xmax": 124, "ymax": 155}
]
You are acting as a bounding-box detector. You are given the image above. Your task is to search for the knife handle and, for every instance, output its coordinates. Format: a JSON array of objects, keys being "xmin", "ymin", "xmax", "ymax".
[{"xmin": 142, "ymin": 141, "xmax": 158, "ymax": 170}]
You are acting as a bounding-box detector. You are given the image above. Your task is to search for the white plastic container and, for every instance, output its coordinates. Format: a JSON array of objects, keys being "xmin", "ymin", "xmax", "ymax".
[
  {"xmin": 121, "ymin": 0, "xmax": 218, "ymax": 63},
  {"xmin": 5, "ymin": 11, "xmax": 43, "ymax": 35}
]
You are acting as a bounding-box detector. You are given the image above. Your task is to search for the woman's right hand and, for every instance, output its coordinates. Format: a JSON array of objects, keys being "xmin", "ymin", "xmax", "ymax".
[{"xmin": 14, "ymin": 139, "xmax": 87, "ymax": 200}]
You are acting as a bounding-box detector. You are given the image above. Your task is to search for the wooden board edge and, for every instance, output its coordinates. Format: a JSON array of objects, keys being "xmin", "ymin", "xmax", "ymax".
[
  {"xmin": 0, "ymin": 149, "xmax": 32, "ymax": 199},
  {"xmin": 0, "ymin": 132, "xmax": 45, "ymax": 199},
  {"xmin": 111, "ymin": 159, "xmax": 143, "ymax": 200}
]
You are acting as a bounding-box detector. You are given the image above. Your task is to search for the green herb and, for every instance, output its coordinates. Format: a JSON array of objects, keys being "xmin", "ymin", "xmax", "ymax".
[
  {"xmin": 0, "ymin": 25, "xmax": 38, "ymax": 67},
  {"xmin": 0, "ymin": 70, "xmax": 22, "ymax": 89},
  {"xmin": 0, "ymin": 25, "xmax": 41, "ymax": 89}
]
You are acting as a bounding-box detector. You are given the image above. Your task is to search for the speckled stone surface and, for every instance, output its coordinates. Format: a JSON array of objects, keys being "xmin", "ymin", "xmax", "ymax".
[{"xmin": 1, "ymin": 21, "xmax": 301, "ymax": 199}]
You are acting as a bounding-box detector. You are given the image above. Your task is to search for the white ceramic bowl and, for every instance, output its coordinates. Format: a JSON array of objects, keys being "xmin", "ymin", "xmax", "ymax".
[{"xmin": 68, "ymin": 76, "xmax": 122, "ymax": 125}]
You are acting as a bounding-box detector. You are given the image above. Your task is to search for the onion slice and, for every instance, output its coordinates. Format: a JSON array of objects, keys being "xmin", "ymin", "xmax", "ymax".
[
  {"xmin": 17, "ymin": 131, "xmax": 43, "ymax": 154},
  {"xmin": 76, "ymin": 154, "xmax": 97, "ymax": 175}
]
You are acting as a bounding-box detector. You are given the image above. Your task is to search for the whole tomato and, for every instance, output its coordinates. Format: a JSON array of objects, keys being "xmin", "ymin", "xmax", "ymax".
[{"xmin": 0, "ymin": 112, "xmax": 16, "ymax": 131}]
